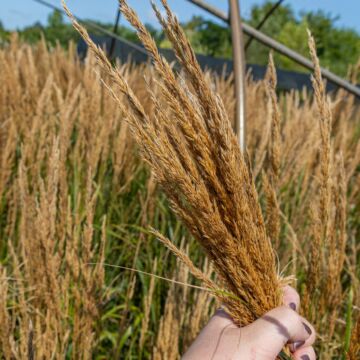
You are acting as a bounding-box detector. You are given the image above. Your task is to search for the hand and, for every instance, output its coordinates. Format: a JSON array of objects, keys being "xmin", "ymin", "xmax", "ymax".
[{"xmin": 182, "ymin": 286, "xmax": 316, "ymax": 360}]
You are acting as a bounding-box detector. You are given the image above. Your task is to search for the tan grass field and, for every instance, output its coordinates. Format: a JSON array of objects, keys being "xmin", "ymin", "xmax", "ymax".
[{"xmin": 0, "ymin": 1, "xmax": 359, "ymax": 357}]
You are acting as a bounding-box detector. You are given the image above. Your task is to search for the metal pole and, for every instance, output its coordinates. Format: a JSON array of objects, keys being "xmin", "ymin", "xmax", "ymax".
[
  {"xmin": 108, "ymin": 7, "xmax": 121, "ymax": 58},
  {"xmin": 186, "ymin": 0, "xmax": 360, "ymax": 98},
  {"xmin": 229, "ymin": 0, "xmax": 246, "ymax": 151}
]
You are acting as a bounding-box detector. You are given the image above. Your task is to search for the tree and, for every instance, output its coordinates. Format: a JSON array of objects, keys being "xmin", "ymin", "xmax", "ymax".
[
  {"xmin": 246, "ymin": 3, "xmax": 360, "ymax": 76},
  {"xmin": 15, "ymin": 10, "xmax": 78, "ymax": 46},
  {"xmin": 43, "ymin": 10, "xmax": 78, "ymax": 47},
  {"xmin": 48, "ymin": 9, "xmax": 64, "ymax": 28},
  {"xmin": 304, "ymin": 10, "xmax": 360, "ymax": 75},
  {"xmin": 0, "ymin": 21, "xmax": 9, "ymax": 44},
  {"xmin": 180, "ymin": 1, "xmax": 359, "ymax": 77},
  {"xmin": 245, "ymin": 1, "xmax": 294, "ymax": 66},
  {"xmin": 1, "ymin": 2, "xmax": 359, "ymax": 78},
  {"xmin": 193, "ymin": 18, "xmax": 232, "ymax": 58}
]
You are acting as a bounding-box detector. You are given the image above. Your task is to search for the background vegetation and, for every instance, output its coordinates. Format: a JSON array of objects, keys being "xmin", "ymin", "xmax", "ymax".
[
  {"xmin": 0, "ymin": 34, "xmax": 359, "ymax": 358},
  {"xmin": 1, "ymin": 1, "xmax": 360, "ymax": 77},
  {"xmin": 0, "ymin": 1, "xmax": 359, "ymax": 359}
]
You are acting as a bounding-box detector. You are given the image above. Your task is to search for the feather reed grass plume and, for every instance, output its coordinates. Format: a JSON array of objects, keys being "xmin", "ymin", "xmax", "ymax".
[
  {"xmin": 62, "ymin": 0, "xmax": 283, "ymax": 325},
  {"xmin": 301, "ymin": 32, "xmax": 355, "ymax": 357},
  {"xmin": 263, "ymin": 53, "xmax": 282, "ymax": 249},
  {"xmin": 0, "ymin": 37, "xmax": 130, "ymax": 359},
  {"xmin": 140, "ymin": 258, "xmax": 157, "ymax": 349},
  {"xmin": 0, "ymin": 29, "xmax": 359, "ymax": 359},
  {"xmin": 347, "ymin": 315, "xmax": 360, "ymax": 360},
  {"xmin": 153, "ymin": 247, "xmax": 215, "ymax": 359}
]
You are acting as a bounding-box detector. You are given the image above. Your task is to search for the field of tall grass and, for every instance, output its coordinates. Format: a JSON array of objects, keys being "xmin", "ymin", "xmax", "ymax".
[{"xmin": 0, "ymin": 2, "xmax": 359, "ymax": 358}]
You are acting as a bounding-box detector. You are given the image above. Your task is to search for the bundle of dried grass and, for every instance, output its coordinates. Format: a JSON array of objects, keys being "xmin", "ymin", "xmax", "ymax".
[{"xmin": 63, "ymin": 0, "xmax": 284, "ymax": 326}]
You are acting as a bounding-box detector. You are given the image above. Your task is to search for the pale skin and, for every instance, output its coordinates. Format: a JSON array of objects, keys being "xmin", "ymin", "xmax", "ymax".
[{"xmin": 183, "ymin": 286, "xmax": 316, "ymax": 360}]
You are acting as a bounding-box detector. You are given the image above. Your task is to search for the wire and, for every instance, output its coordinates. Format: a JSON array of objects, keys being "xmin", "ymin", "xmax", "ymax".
[{"xmin": 87, "ymin": 263, "xmax": 212, "ymax": 292}]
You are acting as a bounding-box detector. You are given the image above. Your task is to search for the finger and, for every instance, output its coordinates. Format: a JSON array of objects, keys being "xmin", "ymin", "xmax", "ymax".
[
  {"xmin": 292, "ymin": 345, "xmax": 316, "ymax": 360},
  {"xmin": 283, "ymin": 285, "xmax": 300, "ymax": 312},
  {"xmin": 243, "ymin": 306, "xmax": 311, "ymax": 356},
  {"xmin": 289, "ymin": 317, "xmax": 316, "ymax": 352}
]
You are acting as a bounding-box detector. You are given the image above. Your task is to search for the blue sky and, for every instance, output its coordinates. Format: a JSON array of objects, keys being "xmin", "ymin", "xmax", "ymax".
[{"xmin": 1, "ymin": 1, "xmax": 360, "ymax": 34}]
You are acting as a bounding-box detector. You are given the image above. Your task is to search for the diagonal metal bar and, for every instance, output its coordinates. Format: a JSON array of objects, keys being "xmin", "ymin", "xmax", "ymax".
[
  {"xmin": 186, "ymin": 0, "xmax": 360, "ymax": 98},
  {"xmin": 229, "ymin": 0, "xmax": 246, "ymax": 151}
]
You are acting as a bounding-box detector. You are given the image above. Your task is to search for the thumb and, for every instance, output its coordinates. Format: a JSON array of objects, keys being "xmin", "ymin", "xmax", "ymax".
[{"xmin": 242, "ymin": 306, "xmax": 311, "ymax": 356}]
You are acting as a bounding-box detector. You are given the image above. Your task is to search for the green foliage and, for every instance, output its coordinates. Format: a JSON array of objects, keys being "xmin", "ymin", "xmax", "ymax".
[
  {"xmin": 11, "ymin": 10, "xmax": 79, "ymax": 46},
  {"xmin": 184, "ymin": 16, "xmax": 232, "ymax": 58},
  {"xmin": 173, "ymin": 1, "xmax": 360, "ymax": 77},
  {"xmin": 304, "ymin": 11, "xmax": 360, "ymax": 75},
  {"xmin": 246, "ymin": 1, "xmax": 294, "ymax": 66},
  {"xmin": 0, "ymin": 20, "xmax": 10, "ymax": 44},
  {"xmin": 1, "ymin": 2, "xmax": 359, "ymax": 76},
  {"xmin": 245, "ymin": 2, "xmax": 360, "ymax": 76},
  {"xmin": 274, "ymin": 19, "xmax": 310, "ymax": 71}
]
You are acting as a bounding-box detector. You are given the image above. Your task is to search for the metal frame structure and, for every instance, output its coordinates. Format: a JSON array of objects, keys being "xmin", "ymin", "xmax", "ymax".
[
  {"xmin": 187, "ymin": 0, "xmax": 360, "ymax": 149},
  {"xmin": 187, "ymin": 0, "xmax": 360, "ymax": 99},
  {"xmin": 32, "ymin": 0, "xmax": 360, "ymax": 151},
  {"xmin": 32, "ymin": 0, "xmax": 360, "ymax": 100}
]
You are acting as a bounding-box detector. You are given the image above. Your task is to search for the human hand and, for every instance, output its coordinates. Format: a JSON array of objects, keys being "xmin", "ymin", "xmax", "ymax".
[{"xmin": 182, "ymin": 286, "xmax": 316, "ymax": 360}]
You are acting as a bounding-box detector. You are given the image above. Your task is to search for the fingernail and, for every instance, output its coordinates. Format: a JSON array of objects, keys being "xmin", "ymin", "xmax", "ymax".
[
  {"xmin": 303, "ymin": 322, "xmax": 312, "ymax": 335},
  {"xmin": 289, "ymin": 302, "xmax": 296, "ymax": 310},
  {"xmin": 301, "ymin": 355, "xmax": 310, "ymax": 360},
  {"xmin": 294, "ymin": 340, "xmax": 305, "ymax": 350}
]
